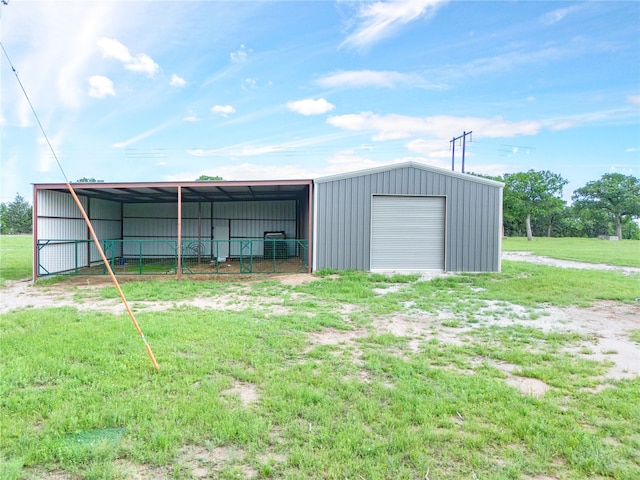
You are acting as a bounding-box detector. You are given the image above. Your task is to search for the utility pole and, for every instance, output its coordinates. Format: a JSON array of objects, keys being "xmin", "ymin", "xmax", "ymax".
[{"xmin": 450, "ymin": 131, "xmax": 472, "ymax": 173}]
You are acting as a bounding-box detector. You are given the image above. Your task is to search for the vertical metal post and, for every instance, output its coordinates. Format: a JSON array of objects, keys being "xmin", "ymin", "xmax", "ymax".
[
  {"xmin": 307, "ymin": 182, "xmax": 313, "ymax": 273},
  {"xmin": 177, "ymin": 186, "xmax": 182, "ymax": 279},
  {"xmin": 451, "ymin": 138, "xmax": 456, "ymax": 171},
  {"xmin": 197, "ymin": 202, "xmax": 202, "ymax": 265},
  {"xmin": 462, "ymin": 131, "xmax": 466, "ymax": 174}
]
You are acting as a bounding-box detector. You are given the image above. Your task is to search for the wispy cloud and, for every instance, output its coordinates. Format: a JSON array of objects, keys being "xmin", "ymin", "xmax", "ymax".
[
  {"xmin": 540, "ymin": 5, "xmax": 582, "ymax": 26},
  {"xmin": 87, "ymin": 75, "xmax": 115, "ymax": 98},
  {"xmin": 98, "ymin": 37, "xmax": 159, "ymax": 78},
  {"xmin": 341, "ymin": 0, "xmax": 448, "ymax": 50},
  {"xmin": 286, "ymin": 98, "xmax": 335, "ymax": 116},
  {"xmin": 187, "ymin": 132, "xmax": 356, "ymax": 158},
  {"xmin": 327, "ymin": 112, "xmax": 541, "ymax": 141},
  {"xmin": 211, "ymin": 105, "xmax": 236, "ymax": 117},
  {"xmin": 112, "ymin": 122, "xmax": 172, "ymax": 148},
  {"xmin": 545, "ymin": 107, "xmax": 639, "ymax": 131},
  {"xmin": 316, "ymin": 70, "xmax": 444, "ymax": 89}
]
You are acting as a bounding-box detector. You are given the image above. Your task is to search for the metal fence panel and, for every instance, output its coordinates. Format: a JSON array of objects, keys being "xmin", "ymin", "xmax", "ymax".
[{"xmin": 36, "ymin": 238, "xmax": 308, "ymax": 276}]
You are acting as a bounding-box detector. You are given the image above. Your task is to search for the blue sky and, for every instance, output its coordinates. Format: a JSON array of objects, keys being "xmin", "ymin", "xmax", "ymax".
[{"xmin": 1, "ymin": 0, "xmax": 638, "ymax": 204}]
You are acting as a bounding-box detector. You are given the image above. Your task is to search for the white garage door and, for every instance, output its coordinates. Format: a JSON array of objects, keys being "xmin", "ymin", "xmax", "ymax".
[{"xmin": 370, "ymin": 195, "xmax": 445, "ymax": 271}]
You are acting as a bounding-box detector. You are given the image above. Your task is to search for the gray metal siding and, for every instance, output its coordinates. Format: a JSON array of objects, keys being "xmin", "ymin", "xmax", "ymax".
[
  {"xmin": 36, "ymin": 191, "xmax": 120, "ymax": 273},
  {"xmin": 314, "ymin": 165, "xmax": 502, "ymax": 272}
]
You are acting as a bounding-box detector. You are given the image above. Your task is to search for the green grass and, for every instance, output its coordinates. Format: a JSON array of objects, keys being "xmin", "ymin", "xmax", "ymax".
[
  {"xmin": 2, "ymin": 237, "xmax": 640, "ymax": 478},
  {"xmin": 2, "ymin": 268, "xmax": 640, "ymax": 479},
  {"xmin": 503, "ymin": 236, "xmax": 640, "ymax": 267},
  {"xmin": 0, "ymin": 234, "xmax": 32, "ymax": 284}
]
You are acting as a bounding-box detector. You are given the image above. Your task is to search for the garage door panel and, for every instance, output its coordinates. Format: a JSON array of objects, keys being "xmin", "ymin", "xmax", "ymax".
[{"xmin": 371, "ymin": 196, "xmax": 444, "ymax": 271}]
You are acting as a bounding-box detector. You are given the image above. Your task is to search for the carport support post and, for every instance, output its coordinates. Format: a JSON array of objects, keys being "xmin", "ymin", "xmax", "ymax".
[{"xmin": 177, "ymin": 186, "xmax": 182, "ymax": 279}]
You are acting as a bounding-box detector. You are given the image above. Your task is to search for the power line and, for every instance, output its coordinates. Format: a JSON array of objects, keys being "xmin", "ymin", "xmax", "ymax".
[
  {"xmin": 1, "ymin": 41, "xmax": 69, "ymax": 183},
  {"xmin": 1, "ymin": 40, "xmax": 160, "ymax": 372}
]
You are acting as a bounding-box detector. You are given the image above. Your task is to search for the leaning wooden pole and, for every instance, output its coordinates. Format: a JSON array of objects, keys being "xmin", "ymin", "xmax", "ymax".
[
  {"xmin": 66, "ymin": 183, "xmax": 160, "ymax": 372},
  {"xmin": 1, "ymin": 44, "xmax": 159, "ymax": 371}
]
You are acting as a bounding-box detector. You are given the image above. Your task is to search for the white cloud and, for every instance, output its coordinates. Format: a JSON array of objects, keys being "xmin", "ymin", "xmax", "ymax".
[
  {"xmin": 405, "ymin": 139, "xmax": 451, "ymax": 159},
  {"xmin": 97, "ymin": 37, "xmax": 131, "ymax": 62},
  {"xmin": 286, "ymin": 98, "xmax": 335, "ymax": 116},
  {"xmin": 230, "ymin": 44, "xmax": 250, "ymax": 63},
  {"xmin": 88, "ymin": 75, "xmax": 116, "ymax": 98},
  {"xmin": 211, "ymin": 105, "xmax": 236, "ymax": 117},
  {"xmin": 628, "ymin": 95, "xmax": 640, "ymax": 107},
  {"xmin": 327, "ymin": 112, "xmax": 541, "ymax": 141},
  {"xmin": 98, "ymin": 37, "xmax": 159, "ymax": 78},
  {"xmin": 316, "ymin": 70, "xmax": 443, "ymax": 89},
  {"xmin": 170, "ymin": 74, "xmax": 186, "ymax": 87},
  {"xmin": 341, "ymin": 0, "xmax": 448, "ymax": 49},
  {"xmin": 124, "ymin": 53, "xmax": 159, "ymax": 77}
]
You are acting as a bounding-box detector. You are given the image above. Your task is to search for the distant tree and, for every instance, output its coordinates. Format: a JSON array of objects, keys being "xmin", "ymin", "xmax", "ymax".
[
  {"xmin": 75, "ymin": 177, "xmax": 104, "ymax": 183},
  {"xmin": 503, "ymin": 170, "xmax": 568, "ymax": 241},
  {"xmin": 535, "ymin": 200, "xmax": 566, "ymax": 237},
  {"xmin": 0, "ymin": 193, "xmax": 32, "ymax": 234},
  {"xmin": 196, "ymin": 175, "xmax": 223, "ymax": 181},
  {"xmin": 572, "ymin": 173, "xmax": 640, "ymax": 240}
]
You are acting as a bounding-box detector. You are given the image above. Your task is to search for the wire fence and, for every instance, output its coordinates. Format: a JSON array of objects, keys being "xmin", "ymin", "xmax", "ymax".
[{"xmin": 37, "ymin": 238, "xmax": 309, "ymax": 276}]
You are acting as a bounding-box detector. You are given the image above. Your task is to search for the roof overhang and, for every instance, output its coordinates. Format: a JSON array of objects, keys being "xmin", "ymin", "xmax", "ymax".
[{"xmin": 33, "ymin": 179, "xmax": 313, "ymax": 203}]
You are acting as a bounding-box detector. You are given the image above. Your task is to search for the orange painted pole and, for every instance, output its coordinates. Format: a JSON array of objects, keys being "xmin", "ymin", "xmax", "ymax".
[{"xmin": 66, "ymin": 183, "xmax": 160, "ymax": 371}]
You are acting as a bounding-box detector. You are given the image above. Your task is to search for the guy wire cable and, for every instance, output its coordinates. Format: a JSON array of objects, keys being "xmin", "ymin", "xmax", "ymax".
[{"xmin": 1, "ymin": 40, "xmax": 160, "ymax": 372}]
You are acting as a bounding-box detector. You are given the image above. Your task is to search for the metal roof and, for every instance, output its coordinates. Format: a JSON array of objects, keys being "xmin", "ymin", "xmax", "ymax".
[
  {"xmin": 313, "ymin": 161, "xmax": 504, "ymax": 187},
  {"xmin": 33, "ymin": 179, "xmax": 312, "ymax": 203}
]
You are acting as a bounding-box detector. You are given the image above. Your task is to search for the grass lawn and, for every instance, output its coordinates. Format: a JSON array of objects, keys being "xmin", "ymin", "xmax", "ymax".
[
  {"xmin": 502, "ymin": 236, "xmax": 640, "ymax": 267},
  {"xmin": 0, "ymin": 234, "xmax": 32, "ymax": 284},
  {"xmin": 2, "ymin": 236, "xmax": 639, "ymax": 478},
  {"xmin": 1, "ymin": 265, "xmax": 639, "ymax": 479}
]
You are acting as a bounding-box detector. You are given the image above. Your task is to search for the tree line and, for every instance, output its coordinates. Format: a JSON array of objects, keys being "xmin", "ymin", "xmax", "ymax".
[
  {"xmin": 477, "ymin": 171, "xmax": 640, "ymax": 240},
  {"xmin": 1, "ymin": 172, "xmax": 638, "ymax": 239}
]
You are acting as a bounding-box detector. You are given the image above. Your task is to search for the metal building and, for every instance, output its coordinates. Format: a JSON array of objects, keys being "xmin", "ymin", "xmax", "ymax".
[
  {"xmin": 313, "ymin": 162, "xmax": 503, "ymax": 272},
  {"xmin": 32, "ymin": 162, "xmax": 503, "ymax": 278},
  {"xmin": 33, "ymin": 180, "xmax": 313, "ymax": 278}
]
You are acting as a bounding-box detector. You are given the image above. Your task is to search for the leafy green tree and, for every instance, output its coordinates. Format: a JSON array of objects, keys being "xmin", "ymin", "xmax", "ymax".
[
  {"xmin": 503, "ymin": 170, "xmax": 568, "ymax": 241},
  {"xmin": 0, "ymin": 193, "xmax": 32, "ymax": 234},
  {"xmin": 196, "ymin": 175, "xmax": 223, "ymax": 181},
  {"xmin": 572, "ymin": 173, "xmax": 640, "ymax": 240}
]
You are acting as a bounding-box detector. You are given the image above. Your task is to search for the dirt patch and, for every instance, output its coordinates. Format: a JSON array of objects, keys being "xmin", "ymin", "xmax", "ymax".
[
  {"xmin": 222, "ymin": 381, "xmax": 259, "ymax": 407},
  {"xmin": 4, "ymin": 269, "xmax": 638, "ymax": 384},
  {"xmin": 305, "ymin": 327, "xmax": 366, "ymax": 351},
  {"xmin": 276, "ymin": 273, "xmax": 317, "ymax": 286},
  {"xmin": 114, "ymin": 460, "xmax": 171, "ymax": 480},
  {"xmin": 177, "ymin": 444, "xmax": 255, "ymax": 478},
  {"xmin": 505, "ymin": 375, "xmax": 551, "ymax": 398}
]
